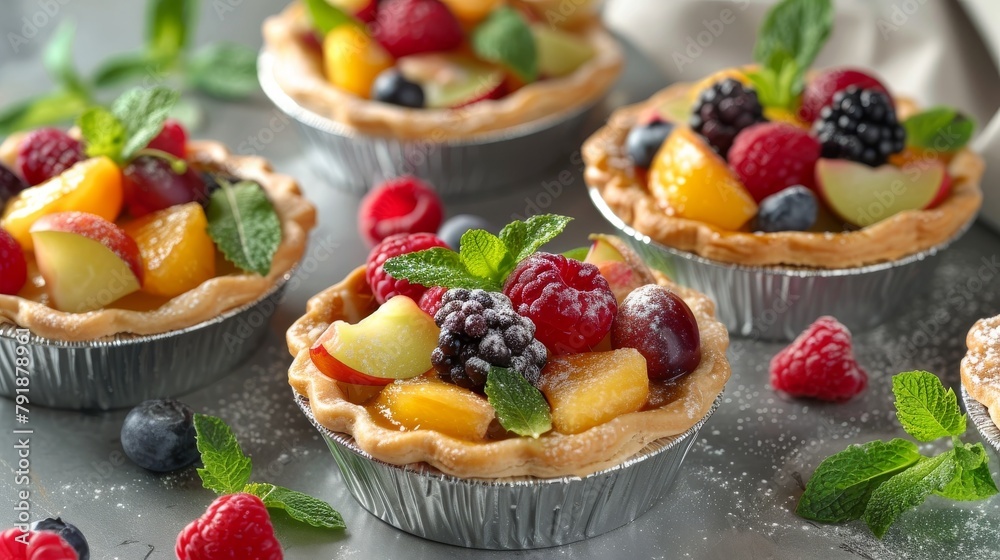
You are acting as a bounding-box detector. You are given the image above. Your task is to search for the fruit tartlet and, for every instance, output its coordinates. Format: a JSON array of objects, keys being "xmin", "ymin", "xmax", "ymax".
[
  {"xmin": 0, "ymin": 87, "xmax": 316, "ymax": 409},
  {"xmin": 287, "ymin": 215, "xmax": 730, "ymax": 547},
  {"xmin": 260, "ymin": 0, "xmax": 623, "ymax": 194},
  {"xmin": 962, "ymin": 315, "xmax": 1000, "ymax": 455},
  {"xmin": 583, "ymin": 0, "xmax": 984, "ymax": 339}
]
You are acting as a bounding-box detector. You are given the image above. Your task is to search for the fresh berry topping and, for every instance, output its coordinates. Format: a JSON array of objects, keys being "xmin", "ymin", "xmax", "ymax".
[
  {"xmin": 728, "ymin": 122, "xmax": 821, "ymax": 201},
  {"xmin": 359, "ymin": 176, "xmax": 444, "ymax": 247},
  {"xmin": 754, "ymin": 186, "xmax": 818, "ymax": 233},
  {"xmin": 436, "ymin": 214, "xmax": 494, "ymax": 250},
  {"xmin": 813, "ymin": 87, "xmax": 906, "ymax": 167},
  {"xmin": 0, "ymin": 228, "xmax": 28, "ymax": 295},
  {"xmin": 121, "ymin": 399, "xmax": 199, "ymax": 472},
  {"xmin": 626, "ymin": 119, "xmax": 674, "ymax": 168},
  {"xmin": 431, "ymin": 288, "xmax": 548, "ymax": 389},
  {"xmin": 611, "ymin": 284, "xmax": 701, "ymax": 381},
  {"xmin": 16, "ymin": 128, "xmax": 84, "ymax": 186},
  {"xmin": 770, "ymin": 316, "xmax": 868, "ymax": 402},
  {"xmin": 503, "ymin": 253, "xmax": 617, "ymax": 355},
  {"xmin": 371, "ymin": 69, "xmax": 426, "ymax": 108},
  {"xmin": 800, "ymin": 68, "xmax": 891, "ymax": 123},
  {"xmin": 122, "ymin": 156, "xmax": 208, "ymax": 217},
  {"xmin": 689, "ymin": 78, "xmax": 766, "ymax": 158},
  {"xmin": 0, "ymin": 163, "xmax": 28, "ymax": 206},
  {"xmin": 176, "ymin": 493, "xmax": 282, "ymax": 560},
  {"xmin": 0, "ymin": 528, "xmax": 79, "ymax": 560},
  {"xmin": 366, "ymin": 232, "xmax": 449, "ymax": 304},
  {"xmin": 418, "ymin": 285, "xmax": 448, "ymax": 317},
  {"xmin": 145, "ymin": 119, "xmax": 188, "ymax": 159},
  {"xmin": 373, "ymin": 0, "xmax": 464, "ymax": 59},
  {"xmin": 31, "ymin": 519, "xmax": 88, "ymax": 560}
]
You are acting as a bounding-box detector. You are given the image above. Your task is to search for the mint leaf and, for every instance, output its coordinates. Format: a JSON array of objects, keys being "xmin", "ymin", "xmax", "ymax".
[
  {"xmin": 864, "ymin": 451, "xmax": 957, "ymax": 538},
  {"xmin": 187, "ymin": 43, "xmax": 259, "ymax": 99},
  {"xmin": 460, "ymin": 230, "xmax": 510, "ymax": 284},
  {"xmin": 0, "ymin": 91, "xmax": 89, "ymax": 135},
  {"xmin": 903, "ymin": 108, "xmax": 975, "ymax": 152},
  {"xmin": 751, "ymin": 0, "xmax": 832, "ymax": 107},
  {"xmin": 892, "ymin": 371, "xmax": 966, "ymax": 442},
  {"xmin": 147, "ymin": 0, "xmax": 194, "ymax": 63},
  {"xmin": 194, "ymin": 414, "xmax": 253, "ymax": 495},
  {"xmin": 485, "ymin": 367, "xmax": 552, "ymax": 438},
  {"xmin": 78, "ymin": 108, "xmax": 127, "ymax": 161},
  {"xmin": 935, "ymin": 443, "xmax": 999, "ymax": 501},
  {"xmin": 383, "ymin": 248, "xmax": 493, "ymax": 290},
  {"xmin": 111, "ymin": 86, "xmax": 179, "ymax": 161},
  {"xmin": 473, "ymin": 7, "xmax": 538, "ymax": 83},
  {"xmin": 503, "ymin": 214, "xmax": 572, "ymax": 263},
  {"xmin": 206, "ymin": 180, "xmax": 282, "ymax": 276},
  {"xmin": 796, "ymin": 439, "xmax": 921, "ymax": 523},
  {"xmin": 44, "ymin": 22, "xmax": 87, "ymax": 95},
  {"xmin": 93, "ymin": 53, "xmax": 157, "ymax": 88},
  {"xmin": 246, "ymin": 483, "xmax": 346, "ymax": 529},
  {"xmin": 562, "ymin": 246, "xmax": 590, "ymax": 261},
  {"xmin": 304, "ymin": 0, "xmax": 355, "ymax": 34}
]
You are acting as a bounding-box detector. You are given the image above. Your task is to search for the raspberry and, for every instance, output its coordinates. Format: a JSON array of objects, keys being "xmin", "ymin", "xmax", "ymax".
[
  {"xmin": 0, "ymin": 228, "xmax": 27, "ymax": 295},
  {"xmin": 689, "ymin": 79, "xmax": 766, "ymax": 158},
  {"xmin": 146, "ymin": 119, "xmax": 188, "ymax": 159},
  {"xmin": 176, "ymin": 493, "xmax": 281, "ymax": 560},
  {"xmin": 366, "ymin": 232, "xmax": 449, "ymax": 305},
  {"xmin": 729, "ymin": 122, "xmax": 821, "ymax": 202},
  {"xmin": 30, "ymin": 519, "xmax": 88, "ymax": 560},
  {"xmin": 799, "ymin": 68, "xmax": 891, "ymax": 123},
  {"xmin": 431, "ymin": 289, "xmax": 548, "ymax": 389},
  {"xmin": 813, "ymin": 87, "xmax": 906, "ymax": 167},
  {"xmin": 358, "ymin": 176, "xmax": 444, "ymax": 246},
  {"xmin": 503, "ymin": 253, "xmax": 617, "ymax": 355},
  {"xmin": 373, "ymin": 0, "xmax": 463, "ymax": 58},
  {"xmin": 0, "ymin": 528, "xmax": 79, "ymax": 560},
  {"xmin": 418, "ymin": 285, "xmax": 448, "ymax": 317},
  {"xmin": 0, "ymin": 163, "xmax": 28, "ymax": 206},
  {"xmin": 16, "ymin": 128, "xmax": 84, "ymax": 186},
  {"xmin": 770, "ymin": 316, "xmax": 868, "ymax": 402}
]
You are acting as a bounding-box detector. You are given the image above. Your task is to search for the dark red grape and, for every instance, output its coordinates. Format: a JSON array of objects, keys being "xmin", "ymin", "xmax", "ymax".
[
  {"xmin": 0, "ymin": 163, "xmax": 28, "ymax": 207},
  {"xmin": 611, "ymin": 285, "xmax": 701, "ymax": 381},
  {"xmin": 123, "ymin": 156, "xmax": 207, "ymax": 217}
]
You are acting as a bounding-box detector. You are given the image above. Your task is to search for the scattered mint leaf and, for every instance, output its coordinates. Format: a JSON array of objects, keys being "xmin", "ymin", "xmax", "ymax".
[
  {"xmin": 147, "ymin": 0, "xmax": 194, "ymax": 64},
  {"xmin": 304, "ymin": 0, "xmax": 355, "ymax": 34},
  {"xmin": 892, "ymin": 371, "xmax": 966, "ymax": 442},
  {"xmin": 485, "ymin": 367, "xmax": 552, "ymax": 438},
  {"xmin": 796, "ymin": 439, "xmax": 921, "ymax": 523},
  {"xmin": 93, "ymin": 53, "xmax": 157, "ymax": 88},
  {"xmin": 247, "ymin": 483, "xmax": 347, "ymax": 529},
  {"xmin": 459, "ymin": 230, "xmax": 512, "ymax": 285},
  {"xmin": 935, "ymin": 443, "xmax": 998, "ymax": 501},
  {"xmin": 562, "ymin": 246, "xmax": 590, "ymax": 261},
  {"xmin": 384, "ymin": 248, "xmax": 492, "ymax": 290},
  {"xmin": 0, "ymin": 91, "xmax": 90, "ymax": 135},
  {"xmin": 206, "ymin": 180, "xmax": 282, "ymax": 276},
  {"xmin": 864, "ymin": 452, "xmax": 956, "ymax": 538},
  {"xmin": 43, "ymin": 22, "xmax": 87, "ymax": 96},
  {"xmin": 473, "ymin": 7, "xmax": 538, "ymax": 83},
  {"xmin": 194, "ymin": 413, "xmax": 253, "ymax": 495},
  {"xmin": 111, "ymin": 86, "xmax": 179, "ymax": 161},
  {"xmin": 78, "ymin": 108, "xmax": 127, "ymax": 161},
  {"xmin": 903, "ymin": 108, "xmax": 975, "ymax": 152},
  {"xmin": 508, "ymin": 214, "xmax": 573, "ymax": 263},
  {"xmin": 187, "ymin": 43, "xmax": 259, "ymax": 99},
  {"xmin": 751, "ymin": 0, "xmax": 832, "ymax": 108}
]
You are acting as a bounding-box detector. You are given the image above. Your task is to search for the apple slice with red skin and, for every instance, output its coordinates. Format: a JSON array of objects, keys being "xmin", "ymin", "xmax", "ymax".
[
  {"xmin": 398, "ymin": 53, "xmax": 506, "ymax": 109},
  {"xmin": 30, "ymin": 211, "xmax": 143, "ymax": 313},
  {"xmin": 310, "ymin": 295, "xmax": 440, "ymax": 386}
]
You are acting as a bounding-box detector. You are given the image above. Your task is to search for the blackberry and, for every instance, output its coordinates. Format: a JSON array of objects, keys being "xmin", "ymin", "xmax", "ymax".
[
  {"xmin": 813, "ymin": 87, "xmax": 906, "ymax": 167},
  {"xmin": 431, "ymin": 288, "xmax": 547, "ymax": 390},
  {"xmin": 689, "ymin": 78, "xmax": 766, "ymax": 157}
]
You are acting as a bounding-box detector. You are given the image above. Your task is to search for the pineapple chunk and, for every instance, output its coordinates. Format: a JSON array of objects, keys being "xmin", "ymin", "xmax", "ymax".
[
  {"xmin": 372, "ymin": 377, "xmax": 495, "ymax": 441},
  {"xmin": 537, "ymin": 349, "xmax": 649, "ymax": 435}
]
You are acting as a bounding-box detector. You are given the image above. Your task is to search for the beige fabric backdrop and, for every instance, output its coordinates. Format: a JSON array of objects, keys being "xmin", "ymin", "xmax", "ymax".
[{"xmin": 604, "ymin": 0, "xmax": 1000, "ymax": 229}]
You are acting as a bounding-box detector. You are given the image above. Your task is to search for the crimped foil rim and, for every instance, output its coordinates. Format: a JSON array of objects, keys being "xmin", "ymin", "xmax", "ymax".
[
  {"xmin": 587, "ymin": 187, "xmax": 975, "ymax": 278},
  {"xmin": 294, "ymin": 390, "xmax": 723, "ymax": 486},
  {"xmin": 0, "ymin": 268, "xmax": 294, "ymax": 348},
  {"xmin": 257, "ymin": 51, "xmax": 597, "ymax": 147},
  {"xmin": 962, "ymin": 385, "xmax": 1000, "ymax": 455}
]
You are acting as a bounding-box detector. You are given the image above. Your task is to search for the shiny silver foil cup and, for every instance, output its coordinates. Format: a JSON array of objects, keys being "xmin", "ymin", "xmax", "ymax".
[
  {"xmin": 0, "ymin": 274, "xmax": 290, "ymax": 411},
  {"xmin": 963, "ymin": 387, "xmax": 1000, "ymax": 458},
  {"xmin": 294, "ymin": 392, "xmax": 722, "ymax": 549},
  {"xmin": 589, "ymin": 189, "xmax": 973, "ymax": 341},
  {"xmin": 258, "ymin": 52, "xmax": 599, "ymax": 197}
]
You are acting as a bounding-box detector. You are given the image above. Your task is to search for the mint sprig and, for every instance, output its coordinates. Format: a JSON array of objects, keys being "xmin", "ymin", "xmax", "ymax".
[
  {"xmin": 78, "ymin": 86, "xmax": 179, "ymax": 164},
  {"xmin": 485, "ymin": 367, "xmax": 552, "ymax": 438},
  {"xmin": 903, "ymin": 108, "xmax": 975, "ymax": 153},
  {"xmin": 797, "ymin": 371, "xmax": 998, "ymax": 538},
  {"xmin": 194, "ymin": 414, "xmax": 346, "ymax": 530},
  {"xmin": 205, "ymin": 179, "xmax": 283, "ymax": 276},
  {"xmin": 383, "ymin": 214, "xmax": 571, "ymax": 292},
  {"xmin": 472, "ymin": 7, "xmax": 538, "ymax": 83}
]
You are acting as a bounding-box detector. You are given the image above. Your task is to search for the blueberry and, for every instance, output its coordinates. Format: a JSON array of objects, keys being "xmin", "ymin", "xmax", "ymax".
[
  {"xmin": 437, "ymin": 214, "xmax": 494, "ymax": 250},
  {"xmin": 121, "ymin": 399, "xmax": 199, "ymax": 473},
  {"xmin": 32, "ymin": 517, "xmax": 89, "ymax": 560},
  {"xmin": 755, "ymin": 186, "xmax": 818, "ymax": 233},
  {"xmin": 626, "ymin": 120, "xmax": 674, "ymax": 168},
  {"xmin": 0, "ymin": 163, "xmax": 27, "ymax": 207},
  {"xmin": 372, "ymin": 69, "xmax": 425, "ymax": 108}
]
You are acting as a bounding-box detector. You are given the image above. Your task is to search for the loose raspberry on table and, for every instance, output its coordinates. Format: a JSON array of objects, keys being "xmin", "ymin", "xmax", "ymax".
[
  {"xmin": 176, "ymin": 493, "xmax": 282, "ymax": 560},
  {"xmin": 728, "ymin": 122, "xmax": 821, "ymax": 202},
  {"xmin": 503, "ymin": 253, "xmax": 617, "ymax": 355},
  {"xmin": 770, "ymin": 316, "xmax": 868, "ymax": 402},
  {"xmin": 358, "ymin": 175, "xmax": 444, "ymax": 247},
  {"xmin": 366, "ymin": 232, "xmax": 449, "ymax": 305},
  {"xmin": 16, "ymin": 128, "xmax": 84, "ymax": 186},
  {"xmin": 373, "ymin": 0, "xmax": 463, "ymax": 59},
  {"xmin": 0, "ymin": 528, "xmax": 79, "ymax": 560},
  {"xmin": 689, "ymin": 78, "xmax": 766, "ymax": 158}
]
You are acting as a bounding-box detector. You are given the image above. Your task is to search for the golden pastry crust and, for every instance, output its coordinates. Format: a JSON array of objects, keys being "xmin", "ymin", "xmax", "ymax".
[
  {"xmin": 582, "ymin": 83, "xmax": 985, "ymax": 269},
  {"xmin": 962, "ymin": 316, "xmax": 1000, "ymax": 427},
  {"xmin": 0, "ymin": 139, "xmax": 316, "ymax": 342},
  {"xmin": 261, "ymin": 2, "xmax": 623, "ymax": 141},
  {"xmin": 286, "ymin": 260, "xmax": 731, "ymax": 479}
]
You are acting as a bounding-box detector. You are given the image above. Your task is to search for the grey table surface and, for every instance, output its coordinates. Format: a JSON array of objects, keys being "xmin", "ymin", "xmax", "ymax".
[{"xmin": 3, "ymin": 1, "xmax": 1000, "ymax": 559}]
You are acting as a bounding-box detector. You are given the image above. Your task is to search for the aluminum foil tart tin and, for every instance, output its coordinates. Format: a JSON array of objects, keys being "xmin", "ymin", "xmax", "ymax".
[
  {"xmin": 295, "ymin": 392, "xmax": 722, "ymax": 549},
  {"xmin": 0, "ymin": 273, "xmax": 291, "ymax": 411},
  {"xmin": 589, "ymin": 188, "xmax": 973, "ymax": 342},
  {"xmin": 963, "ymin": 386, "xmax": 1000, "ymax": 458},
  {"xmin": 258, "ymin": 52, "xmax": 598, "ymax": 198}
]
